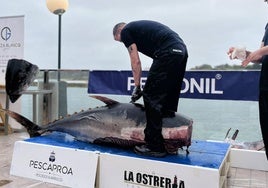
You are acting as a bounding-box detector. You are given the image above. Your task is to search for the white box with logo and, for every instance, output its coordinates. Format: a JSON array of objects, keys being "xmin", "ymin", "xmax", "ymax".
[
  {"xmin": 10, "ymin": 140, "xmax": 98, "ymax": 188},
  {"xmin": 10, "ymin": 132, "xmax": 230, "ymax": 188},
  {"xmin": 98, "ymin": 140, "xmax": 230, "ymax": 188}
]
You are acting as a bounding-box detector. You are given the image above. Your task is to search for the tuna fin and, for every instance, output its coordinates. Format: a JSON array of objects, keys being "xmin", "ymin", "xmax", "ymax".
[
  {"xmin": 0, "ymin": 109, "xmax": 41, "ymax": 137},
  {"xmin": 90, "ymin": 95, "xmax": 119, "ymax": 106},
  {"xmin": 225, "ymin": 128, "xmax": 231, "ymax": 139},
  {"xmin": 231, "ymin": 129, "xmax": 239, "ymax": 140}
]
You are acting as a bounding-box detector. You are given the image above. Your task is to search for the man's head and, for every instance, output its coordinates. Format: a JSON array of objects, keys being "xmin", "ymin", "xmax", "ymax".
[
  {"xmin": 265, "ymin": 0, "xmax": 268, "ymax": 3},
  {"xmin": 113, "ymin": 22, "xmax": 126, "ymax": 42}
]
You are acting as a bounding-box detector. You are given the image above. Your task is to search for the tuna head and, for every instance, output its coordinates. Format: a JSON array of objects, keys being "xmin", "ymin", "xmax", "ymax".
[{"xmin": 5, "ymin": 59, "xmax": 39, "ymax": 103}]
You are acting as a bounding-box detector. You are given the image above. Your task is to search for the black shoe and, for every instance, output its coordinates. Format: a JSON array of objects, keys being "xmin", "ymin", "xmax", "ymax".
[{"xmin": 134, "ymin": 145, "xmax": 167, "ymax": 157}]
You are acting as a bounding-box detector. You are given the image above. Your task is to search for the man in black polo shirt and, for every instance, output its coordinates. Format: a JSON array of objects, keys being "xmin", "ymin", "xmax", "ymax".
[{"xmin": 113, "ymin": 20, "xmax": 188, "ymax": 157}]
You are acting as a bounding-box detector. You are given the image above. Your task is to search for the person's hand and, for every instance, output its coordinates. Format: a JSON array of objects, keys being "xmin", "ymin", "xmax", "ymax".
[
  {"xmin": 241, "ymin": 58, "xmax": 250, "ymax": 67},
  {"xmin": 131, "ymin": 85, "xmax": 142, "ymax": 102},
  {"xmin": 241, "ymin": 50, "xmax": 262, "ymax": 67}
]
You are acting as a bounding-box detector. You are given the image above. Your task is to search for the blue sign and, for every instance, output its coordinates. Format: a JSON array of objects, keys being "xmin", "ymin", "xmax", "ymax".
[{"xmin": 88, "ymin": 70, "xmax": 260, "ymax": 101}]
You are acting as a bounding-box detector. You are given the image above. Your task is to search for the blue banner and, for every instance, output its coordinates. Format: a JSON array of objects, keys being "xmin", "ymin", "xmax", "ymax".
[{"xmin": 88, "ymin": 70, "xmax": 260, "ymax": 101}]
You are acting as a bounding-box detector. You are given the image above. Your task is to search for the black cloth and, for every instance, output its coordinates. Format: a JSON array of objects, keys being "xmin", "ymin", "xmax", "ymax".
[
  {"xmin": 121, "ymin": 20, "xmax": 188, "ymax": 150},
  {"xmin": 259, "ymin": 91, "xmax": 268, "ymax": 158},
  {"xmin": 121, "ymin": 20, "xmax": 186, "ymax": 59},
  {"xmin": 260, "ymin": 23, "xmax": 268, "ymax": 91},
  {"xmin": 143, "ymin": 53, "xmax": 187, "ymax": 151},
  {"xmin": 260, "ymin": 23, "xmax": 268, "ymax": 159}
]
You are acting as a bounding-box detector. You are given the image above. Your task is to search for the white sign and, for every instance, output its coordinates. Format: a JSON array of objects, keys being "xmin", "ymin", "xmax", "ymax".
[
  {"xmin": 0, "ymin": 15, "xmax": 24, "ymax": 86},
  {"xmin": 98, "ymin": 153, "xmax": 229, "ymax": 188},
  {"xmin": 11, "ymin": 141, "xmax": 98, "ymax": 188}
]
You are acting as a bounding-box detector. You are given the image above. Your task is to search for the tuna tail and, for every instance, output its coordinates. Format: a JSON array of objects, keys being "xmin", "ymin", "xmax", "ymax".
[
  {"xmin": 0, "ymin": 109, "xmax": 41, "ymax": 137},
  {"xmin": 5, "ymin": 59, "xmax": 39, "ymax": 103}
]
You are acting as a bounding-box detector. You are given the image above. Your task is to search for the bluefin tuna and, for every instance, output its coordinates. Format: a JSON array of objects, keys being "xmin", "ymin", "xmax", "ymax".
[
  {"xmin": 1, "ymin": 95, "xmax": 193, "ymax": 154},
  {"xmin": 5, "ymin": 59, "xmax": 39, "ymax": 103}
]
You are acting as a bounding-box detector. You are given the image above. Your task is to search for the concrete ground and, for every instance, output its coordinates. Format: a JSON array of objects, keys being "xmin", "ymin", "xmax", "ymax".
[{"xmin": 0, "ymin": 131, "xmax": 64, "ymax": 188}]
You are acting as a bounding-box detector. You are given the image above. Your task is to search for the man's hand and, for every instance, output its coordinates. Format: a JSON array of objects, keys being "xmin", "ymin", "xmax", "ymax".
[
  {"xmin": 242, "ymin": 50, "xmax": 262, "ymax": 67},
  {"xmin": 131, "ymin": 85, "xmax": 142, "ymax": 102}
]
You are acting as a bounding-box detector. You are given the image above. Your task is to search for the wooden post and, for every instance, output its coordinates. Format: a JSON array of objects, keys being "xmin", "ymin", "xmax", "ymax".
[{"xmin": 0, "ymin": 100, "xmax": 12, "ymax": 134}]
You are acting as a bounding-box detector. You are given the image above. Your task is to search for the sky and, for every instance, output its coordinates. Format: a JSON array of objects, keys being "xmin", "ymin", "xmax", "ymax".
[{"xmin": 1, "ymin": 0, "xmax": 268, "ymax": 70}]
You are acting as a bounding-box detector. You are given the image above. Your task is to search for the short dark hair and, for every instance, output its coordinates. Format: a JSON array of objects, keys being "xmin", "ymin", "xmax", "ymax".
[{"xmin": 113, "ymin": 22, "xmax": 126, "ymax": 36}]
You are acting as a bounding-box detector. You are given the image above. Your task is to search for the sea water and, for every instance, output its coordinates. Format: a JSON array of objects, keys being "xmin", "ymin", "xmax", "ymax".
[{"xmin": 21, "ymin": 87, "xmax": 261, "ymax": 143}]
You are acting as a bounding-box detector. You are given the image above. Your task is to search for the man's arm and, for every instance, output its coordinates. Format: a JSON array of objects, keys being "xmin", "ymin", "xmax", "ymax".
[
  {"xmin": 127, "ymin": 43, "xmax": 142, "ymax": 86},
  {"xmin": 242, "ymin": 42, "xmax": 265, "ymax": 66}
]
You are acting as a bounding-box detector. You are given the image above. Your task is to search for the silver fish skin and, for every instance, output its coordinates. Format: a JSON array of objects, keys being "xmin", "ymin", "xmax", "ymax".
[{"xmin": 2, "ymin": 96, "xmax": 193, "ymax": 154}]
